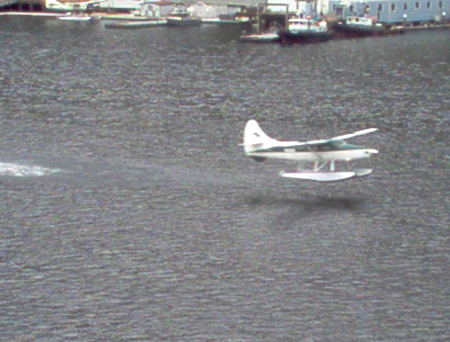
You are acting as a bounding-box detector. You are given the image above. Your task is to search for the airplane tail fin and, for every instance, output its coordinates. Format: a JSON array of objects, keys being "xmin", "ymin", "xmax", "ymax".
[{"xmin": 242, "ymin": 120, "xmax": 276, "ymax": 154}]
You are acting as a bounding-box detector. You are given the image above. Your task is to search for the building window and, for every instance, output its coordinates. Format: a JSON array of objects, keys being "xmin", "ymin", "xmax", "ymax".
[
  {"xmin": 349, "ymin": 5, "xmax": 354, "ymax": 13},
  {"xmin": 415, "ymin": 2, "xmax": 420, "ymax": 9},
  {"xmin": 427, "ymin": 2, "xmax": 431, "ymax": 9},
  {"xmin": 378, "ymin": 4, "xmax": 383, "ymax": 12},
  {"xmin": 404, "ymin": 3, "xmax": 408, "ymax": 10},
  {"xmin": 438, "ymin": 1, "xmax": 443, "ymax": 9},
  {"xmin": 391, "ymin": 3, "xmax": 396, "ymax": 11}
]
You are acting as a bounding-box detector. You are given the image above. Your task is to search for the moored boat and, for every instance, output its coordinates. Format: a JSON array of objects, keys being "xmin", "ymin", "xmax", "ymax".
[
  {"xmin": 328, "ymin": 16, "xmax": 404, "ymax": 38},
  {"xmin": 277, "ymin": 17, "xmax": 332, "ymax": 44},
  {"xmin": 166, "ymin": 16, "xmax": 202, "ymax": 26},
  {"xmin": 217, "ymin": 14, "xmax": 252, "ymax": 26},
  {"xmin": 166, "ymin": 7, "xmax": 201, "ymax": 27},
  {"xmin": 240, "ymin": 29, "xmax": 281, "ymax": 43},
  {"xmin": 57, "ymin": 12, "xmax": 93, "ymax": 22},
  {"xmin": 104, "ymin": 19, "xmax": 167, "ymax": 29}
]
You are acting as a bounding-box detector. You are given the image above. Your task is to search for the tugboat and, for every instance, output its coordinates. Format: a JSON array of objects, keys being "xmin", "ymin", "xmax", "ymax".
[
  {"xmin": 277, "ymin": 17, "xmax": 332, "ymax": 44},
  {"xmin": 328, "ymin": 16, "xmax": 404, "ymax": 38}
]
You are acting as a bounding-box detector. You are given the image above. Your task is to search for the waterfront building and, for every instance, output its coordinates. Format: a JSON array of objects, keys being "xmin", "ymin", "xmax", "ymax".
[
  {"xmin": 99, "ymin": 0, "xmax": 142, "ymax": 12},
  {"xmin": 44, "ymin": 0, "xmax": 174, "ymax": 14},
  {"xmin": 189, "ymin": 2, "xmax": 234, "ymax": 19},
  {"xmin": 327, "ymin": 0, "xmax": 449, "ymax": 23},
  {"xmin": 189, "ymin": 2, "xmax": 250, "ymax": 19},
  {"xmin": 265, "ymin": 0, "xmax": 316, "ymax": 15},
  {"xmin": 140, "ymin": 0, "xmax": 173, "ymax": 17},
  {"xmin": 45, "ymin": 0, "xmax": 101, "ymax": 12},
  {"xmin": 0, "ymin": 0, "xmax": 19, "ymax": 10},
  {"xmin": 262, "ymin": 0, "xmax": 448, "ymax": 23},
  {"xmin": 1, "ymin": 0, "xmax": 45, "ymax": 10},
  {"xmin": 190, "ymin": 2, "xmax": 223, "ymax": 18}
]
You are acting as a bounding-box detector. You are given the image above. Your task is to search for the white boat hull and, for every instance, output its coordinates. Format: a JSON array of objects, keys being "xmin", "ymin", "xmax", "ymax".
[{"xmin": 58, "ymin": 16, "xmax": 93, "ymax": 22}]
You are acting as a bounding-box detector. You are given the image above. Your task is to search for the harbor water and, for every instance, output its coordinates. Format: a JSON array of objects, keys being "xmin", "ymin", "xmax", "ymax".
[{"xmin": 0, "ymin": 17, "xmax": 449, "ymax": 341}]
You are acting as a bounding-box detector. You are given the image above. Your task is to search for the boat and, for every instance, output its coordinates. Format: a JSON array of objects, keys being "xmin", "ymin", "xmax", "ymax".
[
  {"xmin": 104, "ymin": 19, "xmax": 167, "ymax": 29},
  {"xmin": 239, "ymin": 6, "xmax": 279, "ymax": 43},
  {"xmin": 166, "ymin": 16, "xmax": 201, "ymax": 26},
  {"xmin": 201, "ymin": 17, "xmax": 222, "ymax": 24},
  {"xmin": 217, "ymin": 14, "xmax": 252, "ymax": 26},
  {"xmin": 277, "ymin": 17, "xmax": 332, "ymax": 44},
  {"xmin": 166, "ymin": 7, "xmax": 201, "ymax": 27},
  {"xmin": 58, "ymin": 16, "xmax": 93, "ymax": 22},
  {"xmin": 328, "ymin": 16, "xmax": 404, "ymax": 38},
  {"xmin": 99, "ymin": 15, "xmax": 157, "ymax": 22},
  {"xmin": 57, "ymin": 12, "xmax": 93, "ymax": 22},
  {"xmin": 240, "ymin": 29, "xmax": 281, "ymax": 43}
]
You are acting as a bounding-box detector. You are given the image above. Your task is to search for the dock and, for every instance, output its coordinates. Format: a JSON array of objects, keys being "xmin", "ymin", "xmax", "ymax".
[{"xmin": 0, "ymin": 11, "xmax": 59, "ymax": 17}]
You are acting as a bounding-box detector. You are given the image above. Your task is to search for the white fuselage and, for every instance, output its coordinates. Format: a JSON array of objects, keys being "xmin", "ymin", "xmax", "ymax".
[{"xmin": 247, "ymin": 148, "xmax": 378, "ymax": 162}]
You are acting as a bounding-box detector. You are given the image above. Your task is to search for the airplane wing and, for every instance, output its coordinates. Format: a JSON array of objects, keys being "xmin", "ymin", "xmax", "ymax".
[
  {"xmin": 328, "ymin": 128, "xmax": 378, "ymax": 141},
  {"xmin": 260, "ymin": 128, "xmax": 378, "ymax": 150},
  {"xmin": 242, "ymin": 128, "xmax": 378, "ymax": 152}
]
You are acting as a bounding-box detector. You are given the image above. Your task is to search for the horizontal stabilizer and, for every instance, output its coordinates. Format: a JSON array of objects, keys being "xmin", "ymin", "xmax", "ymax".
[{"xmin": 279, "ymin": 169, "xmax": 373, "ymax": 181}]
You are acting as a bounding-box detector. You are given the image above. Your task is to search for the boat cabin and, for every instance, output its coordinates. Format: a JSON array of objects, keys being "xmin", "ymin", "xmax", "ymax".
[
  {"xmin": 288, "ymin": 18, "xmax": 327, "ymax": 32},
  {"xmin": 346, "ymin": 16, "xmax": 379, "ymax": 26}
]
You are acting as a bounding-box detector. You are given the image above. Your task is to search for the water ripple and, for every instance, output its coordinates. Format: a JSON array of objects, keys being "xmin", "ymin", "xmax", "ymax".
[{"xmin": 0, "ymin": 162, "xmax": 61, "ymax": 177}]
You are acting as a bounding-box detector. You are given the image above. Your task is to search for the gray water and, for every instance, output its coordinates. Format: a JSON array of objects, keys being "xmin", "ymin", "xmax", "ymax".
[{"xmin": 0, "ymin": 17, "xmax": 449, "ymax": 341}]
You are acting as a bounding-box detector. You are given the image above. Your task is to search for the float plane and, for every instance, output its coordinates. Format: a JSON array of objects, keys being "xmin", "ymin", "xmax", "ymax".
[{"xmin": 242, "ymin": 120, "xmax": 378, "ymax": 182}]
